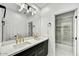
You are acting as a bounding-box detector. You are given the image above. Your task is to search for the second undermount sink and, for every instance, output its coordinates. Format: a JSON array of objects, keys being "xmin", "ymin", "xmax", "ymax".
[{"xmin": 13, "ymin": 42, "xmax": 31, "ymax": 49}]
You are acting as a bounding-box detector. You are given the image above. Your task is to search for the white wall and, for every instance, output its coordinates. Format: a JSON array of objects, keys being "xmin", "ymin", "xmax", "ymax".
[{"xmin": 40, "ymin": 3, "xmax": 79, "ymax": 56}]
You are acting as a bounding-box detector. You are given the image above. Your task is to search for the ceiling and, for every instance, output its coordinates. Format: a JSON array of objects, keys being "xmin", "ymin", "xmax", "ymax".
[
  {"xmin": 1, "ymin": 3, "xmax": 50, "ymax": 12},
  {"xmin": 31, "ymin": 3, "xmax": 48, "ymax": 9}
]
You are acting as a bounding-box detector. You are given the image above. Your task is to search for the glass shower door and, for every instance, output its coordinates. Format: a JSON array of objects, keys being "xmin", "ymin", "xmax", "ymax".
[
  {"xmin": 56, "ymin": 17, "xmax": 73, "ymax": 46},
  {"xmin": 61, "ymin": 21, "xmax": 73, "ymax": 46},
  {"xmin": 55, "ymin": 10, "xmax": 76, "ymax": 56}
]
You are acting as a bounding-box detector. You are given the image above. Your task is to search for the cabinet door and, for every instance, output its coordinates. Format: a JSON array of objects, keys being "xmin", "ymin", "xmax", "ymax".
[
  {"xmin": 36, "ymin": 40, "xmax": 48, "ymax": 56},
  {"xmin": 43, "ymin": 40, "xmax": 48, "ymax": 56},
  {"xmin": 35, "ymin": 43, "xmax": 44, "ymax": 56}
]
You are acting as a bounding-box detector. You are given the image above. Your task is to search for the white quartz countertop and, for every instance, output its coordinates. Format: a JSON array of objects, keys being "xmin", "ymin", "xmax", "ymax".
[{"xmin": 0, "ymin": 37, "xmax": 48, "ymax": 56}]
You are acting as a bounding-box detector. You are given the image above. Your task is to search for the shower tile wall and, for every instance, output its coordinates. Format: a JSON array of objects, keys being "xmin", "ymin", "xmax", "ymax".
[{"xmin": 55, "ymin": 11, "xmax": 74, "ymax": 46}]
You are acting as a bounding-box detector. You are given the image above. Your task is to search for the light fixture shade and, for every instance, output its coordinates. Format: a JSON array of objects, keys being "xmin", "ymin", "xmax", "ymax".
[
  {"xmin": 18, "ymin": 4, "xmax": 24, "ymax": 12},
  {"xmin": 29, "ymin": 7, "xmax": 32, "ymax": 12},
  {"xmin": 48, "ymin": 22, "xmax": 51, "ymax": 27},
  {"xmin": 24, "ymin": 4, "xmax": 28, "ymax": 10},
  {"xmin": 27, "ymin": 9, "xmax": 29, "ymax": 13},
  {"xmin": 33, "ymin": 10, "xmax": 37, "ymax": 14},
  {"xmin": 18, "ymin": 7, "xmax": 23, "ymax": 12},
  {"xmin": 32, "ymin": 12, "xmax": 34, "ymax": 15},
  {"xmin": 17, "ymin": 3, "xmax": 38, "ymax": 15}
]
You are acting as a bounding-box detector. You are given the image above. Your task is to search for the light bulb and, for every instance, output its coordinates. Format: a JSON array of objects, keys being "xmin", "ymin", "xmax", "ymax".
[
  {"xmin": 33, "ymin": 11, "xmax": 37, "ymax": 14},
  {"xmin": 27, "ymin": 9, "xmax": 29, "ymax": 13},
  {"xmin": 24, "ymin": 4, "xmax": 28, "ymax": 10},
  {"xmin": 29, "ymin": 7, "xmax": 32, "ymax": 12},
  {"xmin": 32, "ymin": 12, "xmax": 34, "ymax": 15},
  {"xmin": 18, "ymin": 4, "xmax": 24, "ymax": 12}
]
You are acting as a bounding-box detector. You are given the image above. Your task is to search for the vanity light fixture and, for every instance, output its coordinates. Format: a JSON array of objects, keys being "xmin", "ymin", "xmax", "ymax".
[
  {"xmin": 27, "ymin": 9, "xmax": 29, "ymax": 13},
  {"xmin": 17, "ymin": 3, "xmax": 38, "ymax": 15},
  {"xmin": 17, "ymin": 3, "xmax": 25, "ymax": 12},
  {"xmin": 32, "ymin": 12, "xmax": 34, "ymax": 15},
  {"xmin": 48, "ymin": 22, "xmax": 51, "ymax": 27}
]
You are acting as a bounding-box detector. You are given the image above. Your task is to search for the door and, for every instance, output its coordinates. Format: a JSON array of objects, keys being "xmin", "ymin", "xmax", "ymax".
[{"xmin": 55, "ymin": 10, "xmax": 77, "ymax": 56}]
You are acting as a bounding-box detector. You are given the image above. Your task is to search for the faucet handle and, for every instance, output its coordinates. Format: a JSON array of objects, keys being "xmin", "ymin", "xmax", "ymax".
[
  {"xmin": 14, "ymin": 34, "xmax": 20, "ymax": 44},
  {"xmin": 21, "ymin": 35, "xmax": 24, "ymax": 43}
]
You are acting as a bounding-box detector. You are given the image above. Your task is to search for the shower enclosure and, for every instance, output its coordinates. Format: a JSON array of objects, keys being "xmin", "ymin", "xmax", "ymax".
[{"xmin": 55, "ymin": 10, "xmax": 77, "ymax": 56}]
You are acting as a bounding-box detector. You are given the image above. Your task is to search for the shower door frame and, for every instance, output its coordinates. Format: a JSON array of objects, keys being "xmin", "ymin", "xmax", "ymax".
[{"xmin": 54, "ymin": 8, "xmax": 78, "ymax": 56}]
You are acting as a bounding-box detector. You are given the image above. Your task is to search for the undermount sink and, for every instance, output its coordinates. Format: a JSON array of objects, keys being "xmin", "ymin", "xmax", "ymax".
[
  {"xmin": 13, "ymin": 37, "xmax": 42, "ymax": 49},
  {"xmin": 13, "ymin": 42, "xmax": 31, "ymax": 49}
]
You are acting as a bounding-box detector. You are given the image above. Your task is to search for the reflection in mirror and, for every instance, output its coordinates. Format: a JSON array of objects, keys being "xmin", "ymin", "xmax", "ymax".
[{"xmin": 28, "ymin": 21, "xmax": 33, "ymax": 37}]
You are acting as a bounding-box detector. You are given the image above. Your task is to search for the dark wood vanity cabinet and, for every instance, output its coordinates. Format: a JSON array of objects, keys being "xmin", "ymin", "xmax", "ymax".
[{"xmin": 14, "ymin": 40, "xmax": 48, "ymax": 56}]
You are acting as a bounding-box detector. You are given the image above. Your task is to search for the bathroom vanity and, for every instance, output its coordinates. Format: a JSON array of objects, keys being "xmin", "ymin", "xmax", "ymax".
[
  {"xmin": 14, "ymin": 39, "xmax": 48, "ymax": 56},
  {"xmin": 0, "ymin": 37, "xmax": 48, "ymax": 56}
]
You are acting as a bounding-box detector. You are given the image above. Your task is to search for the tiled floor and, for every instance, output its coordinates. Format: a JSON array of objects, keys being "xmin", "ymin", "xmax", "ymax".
[{"xmin": 55, "ymin": 43, "xmax": 73, "ymax": 56}]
